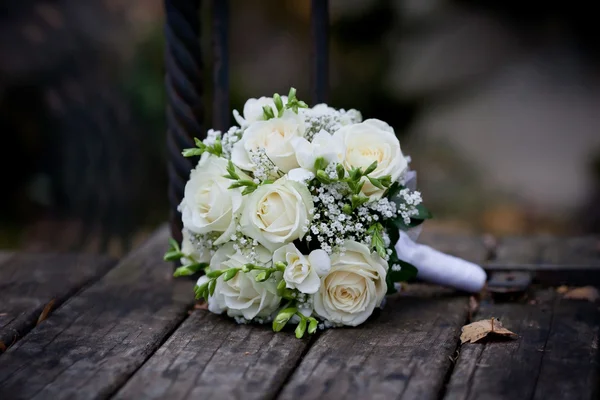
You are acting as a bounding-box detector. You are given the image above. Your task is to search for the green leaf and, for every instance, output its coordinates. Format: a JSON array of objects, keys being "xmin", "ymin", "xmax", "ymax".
[
  {"xmin": 288, "ymin": 87, "xmax": 297, "ymax": 100},
  {"xmin": 379, "ymin": 175, "xmax": 392, "ymax": 187},
  {"xmin": 280, "ymin": 288, "xmax": 297, "ymax": 300},
  {"xmin": 295, "ymin": 318, "xmax": 307, "ymax": 339},
  {"xmin": 194, "ymin": 137, "xmax": 205, "ymax": 148},
  {"xmin": 349, "ymin": 167, "xmax": 362, "ymax": 181},
  {"xmin": 211, "ymin": 139, "xmax": 223, "ymax": 156},
  {"xmin": 208, "ymin": 279, "xmax": 217, "ymax": 296},
  {"xmin": 273, "ymin": 307, "xmax": 297, "ymax": 332},
  {"xmin": 277, "ymin": 279, "xmax": 287, "ymax": 291},
  {"xmin": 314, "ymin": 157, "xmax": 328, "ymax": 172},
  {"xmin": 351, "ymin": 194, "xmax": 369, "ymax": 210},
  {"xmin": 363, "ymin": 161, "xmax": 378, "ymax": 176},
  {"xmin": 414, "ymin": 203, "xmax": 433, "ymax": 220},
  {"xmin": 308, "ymin": 318, "xmax": 318, "ymax": 334},
  {"xmin": 163, "ymin": 250, "xmax": 182, "ymax": 262},
  {"xmin": 273, "ymin": 93, "xmax": 283, "ymax": 112},
  {"xmin": 222, "ymin": 268, "xmax": 239, "ymax": 281},
  {"xmin": 255, "ymin": 270, "xmax": 271, "ymax": 282},
  {"xmin": 336, "ymin": 163, "xmax": 345, "ymax": 180},
  {"xmin": 387, "ymin": 259, "xmax": 418, "ymax": 283},
  {"xmin": 242, "ymin": 186, "xmax": 257, "ymax": 196},
  {"xmin": 168, "ymin": 238, "xmax": 180, "ymax": 252},
  {"xmin": 316, "ymin": 170, "xmax": 332, "ymax": 184},
  {"xmin": 274, "ymin": 261, "xmax": 287, "ymax": 271},
  {"xmin": 194, "ymin": 282, "xmax": 209, "ymax": 300},
  {"xmin": 342, "ymin": 204, "xmax": 353, "ymax": 215},
  {"xmin": 263, "ymin": 105, "xmax": 275, "ymax": 120},
  {"xmin": 206, "ymin": 270, "xmax": 223, "ymax": 279},
  {"xmin": 182, "ymin": 148, "xmax": 203, "ymax": 157},
  {"xmin": 224, "ymin": 160, "xmax": 240, "ymax": 180},
  {"xmin": 368, "ymin": 223, "xmax": 387, "ymax": 258},
  {"xmin": 173, "ymin": 263, "xmax": 208, "ymax": 277},
  {"xmin": 367, "ymin": 176, "xmax": 385, "ymax": 190}
]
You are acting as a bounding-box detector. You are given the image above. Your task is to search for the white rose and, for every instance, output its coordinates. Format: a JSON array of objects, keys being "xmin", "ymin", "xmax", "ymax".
[
  {"xmin": 179, "ymin": 153, "xmax": 247, "ymax": 245},
  {"xmin": 291, "ymin": 129, "xmax": 345, "ymax": 172},
  {"xmin": 313, "ymin": 240, "xmax": 388, "ymax": 326},
  {"xmin": 240, "ymin": 178, "xmax": 313, "ymax": 252},
  {"xmin": 333, "ymin": 119, "xmax": 408, "ymax": 199},
  {"xmin": 199, "ymin": 243, "xmax": 281, "ymax": 319},
  {"xmin": 273, "ymin": 243, "xmax": 331, "ymax": 294},
  {"xmin": 231, "ymin": 110, "xmax": 305, "ymax": 173},
  {"xmin": 180, "ymin": 229, "xmax": 210, "ymax": 266},
  {"xmin": 233, "ymin": 96, "xmax": 288, "ymax": 127}
]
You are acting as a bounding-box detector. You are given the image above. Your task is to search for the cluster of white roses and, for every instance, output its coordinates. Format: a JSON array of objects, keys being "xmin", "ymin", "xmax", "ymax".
[{"xmin": 165, "ymin": 88, "xmax": 431, "ymax": 337}]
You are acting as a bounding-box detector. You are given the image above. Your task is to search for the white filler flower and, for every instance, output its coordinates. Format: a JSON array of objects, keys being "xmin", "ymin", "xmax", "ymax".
[{"xmin": 273, "ymin": 243, "xmax": 331, "ymax": 294}]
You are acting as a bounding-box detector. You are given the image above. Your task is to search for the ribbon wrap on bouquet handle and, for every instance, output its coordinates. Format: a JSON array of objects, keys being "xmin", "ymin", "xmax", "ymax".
[{"xmin": 394, "ymin": 231, "xmax": 487, "ymax": 293}]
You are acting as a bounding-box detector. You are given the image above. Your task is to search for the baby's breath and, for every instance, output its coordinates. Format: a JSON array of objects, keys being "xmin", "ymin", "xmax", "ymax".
[
  {"xmin": 221, "ymin": 126, "xmax": 243, "ymax": 158},
  {"xmin": 249, "ymin": 148, "xmax": 281, "ymax": 182},
  {"xmin": 302, "ymin": 106, "xmax": 362, "ymax": 141}
]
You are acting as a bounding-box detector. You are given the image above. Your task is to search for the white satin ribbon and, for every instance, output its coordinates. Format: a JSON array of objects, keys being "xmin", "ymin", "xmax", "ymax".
[{"xmin": 394, "ymin": 231, "xmax": 487, "ymax": 293}]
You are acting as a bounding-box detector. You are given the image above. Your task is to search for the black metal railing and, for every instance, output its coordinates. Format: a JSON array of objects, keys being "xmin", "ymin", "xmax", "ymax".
[{"xmin": 165, "ymin": 0, "xmax": 329, "ymax": 244}]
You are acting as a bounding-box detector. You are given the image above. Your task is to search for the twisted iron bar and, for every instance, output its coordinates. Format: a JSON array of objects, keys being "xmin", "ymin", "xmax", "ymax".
[
  {"xmin": 165, "ymin": 0, "xmax": 204, "ymax": 244},
  {"xmin": 311, "ymin": 0, "xmax": 329, "ymax": 104}
]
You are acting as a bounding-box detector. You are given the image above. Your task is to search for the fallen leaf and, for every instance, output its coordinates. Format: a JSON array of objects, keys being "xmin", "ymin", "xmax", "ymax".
[
  {"xmin": 37, "ymin": 299, "xmax": 56, "ymax": 325},
  {"xmin": 460, "ymin": 318, "xmax": 518, "ymax": 344},
  {"xmin": 556, "ymin": 285, "xmax": 569, "ymax": 294},
  {"xmin": 0, "ymin": 341, "xmax": 6, "ymax": 352},
  {"xmin": 563, "ymin": 286, "xmax": 600, "ymax": 302},
  {"xmin": 194, "ymin": 302, "xmax": 209, "ymax": 310}
]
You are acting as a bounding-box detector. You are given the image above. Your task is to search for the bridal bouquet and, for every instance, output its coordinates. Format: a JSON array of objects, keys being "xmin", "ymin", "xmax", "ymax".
[{"xmin": 165, "ymin": 88, "xmax": 458, "ymax": 338}]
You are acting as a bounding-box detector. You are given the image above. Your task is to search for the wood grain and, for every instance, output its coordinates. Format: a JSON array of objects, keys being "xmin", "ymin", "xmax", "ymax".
[
  {"xmin": 0, "ymin": 252, "xmax": 115, "ymax": 353},
  {"xmin": 418, "ymin": 233, "xmax": 489, "ymax": 264},
  {"xmin": 444, "ymin": 291, "xmax": 599, "ymax": 400},
  {"xmin": 114, "ymin": 310, "xmax": 310, "ymax": 400},
  {"xmin": 277, "ymin": 291, "xmax": 470, "ymax": 400},
  {"xmin": 0, "ymin": 226, "xmax": 195, "ymax": 400},
  {"xmin": 540, "ymin": 237, "xmax": 600, "ymax": 265}
]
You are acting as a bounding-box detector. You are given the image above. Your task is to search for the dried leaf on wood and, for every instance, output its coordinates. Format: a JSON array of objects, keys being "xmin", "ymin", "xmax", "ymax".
[
  {"xmin": 194, "ymin": 302, "xmax": 209, "ymax": 310},
  {"xmin": 0, "ymin": 341, "xmax": 6, "ymax": 352},
  {"xmin": 563, "ymin": 286, "xmax": 599, "ymax": 302},
  {"xmin": 556, "ymin": 285, "xmax": 569, "ymax": 294},
  {"xmin": 37, "ymin": 299, "xmax": 56, "ymax": 325},
  {"xmin": 460, "ymin": 318, "xmax": 518, "ymax": 344}
]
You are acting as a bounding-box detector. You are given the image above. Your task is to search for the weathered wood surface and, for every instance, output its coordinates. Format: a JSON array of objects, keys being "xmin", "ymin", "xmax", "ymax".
[
  {"xmin": 0, "ymin": 226, "xmax": 195, "ymax": 400},
  {"xmin": 0, "ymin": 252, "xmax": 115, "ymax": 353},
  {"xmin": 541, "ymin": 237, "xmax": 600, "ymax": 265},
  {"xmin": 444, "ymin": 290, "xmax": 599, "ymax": 400},
  {"xmin": 115, "ymin": 310, "xmax": 310, "ymax": 400},
  {"xmin": 278, "ymin": 292, "xmax": 470, "ymax": 400},
  {"xmin": 418, "ymin": 233, "xmax": 489, "ymax": 264}
]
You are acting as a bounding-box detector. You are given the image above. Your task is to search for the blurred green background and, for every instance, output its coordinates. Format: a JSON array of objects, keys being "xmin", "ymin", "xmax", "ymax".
[{"xmin": 1, "ymin": 0, "xmax": 599, "ymax": 256}]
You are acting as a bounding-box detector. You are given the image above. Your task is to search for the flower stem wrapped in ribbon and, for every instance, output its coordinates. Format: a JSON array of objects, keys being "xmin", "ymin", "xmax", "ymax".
[{"xmin": 165, "ymin": 88, "xmax": 486, "ymax": 337}]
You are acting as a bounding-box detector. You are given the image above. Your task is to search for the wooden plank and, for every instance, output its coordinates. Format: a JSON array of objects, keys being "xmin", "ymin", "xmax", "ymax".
[
  {"xmin": 488, "ymin": 236, "xmax": 545, "ymax": 265},
  {"xmin": 444, "ymin": 290, "xmax": 599, "ymax": 400},
  {"xmin": 418, "ymin": 233, "xmax": 489, "ymax": 264},
  {"xmin": 278, "ymin": 291, "xmax": 470, "ymax": 400},
  {"xmin": 540, "ymin": 237, "xmax": 600, "ymax": 265},
  {"xmin": 0, "ymin": 252, "xmax": 115, "ymax": 353},
  {"xmin": 486, "ymin": 236, "xmax": 600, "ymax": 286},
  {"xmin": 114, "ymin": 310, "xmax": 309, "ymax": 400},
  {"xmin": 0, "ymin": 226, "xmax": 195, "ymax": 400},
  {"xmin": 0, "ymin": 251, "xmax": 13, "ymax": 265}
]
